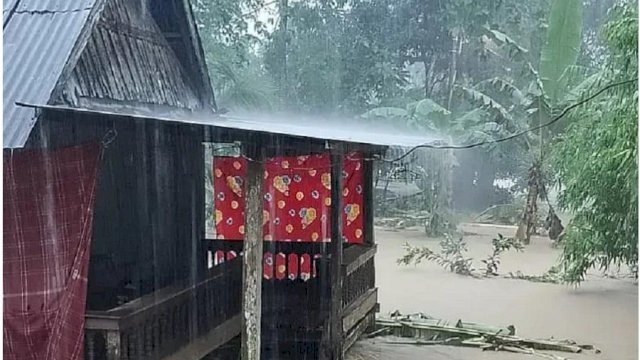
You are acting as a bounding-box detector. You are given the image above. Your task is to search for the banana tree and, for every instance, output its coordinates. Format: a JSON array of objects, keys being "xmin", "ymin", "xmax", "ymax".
[
  {"xmin": 519, "ymin": 0, "xmax": 584, "ymax": 243},
  {"xmin": 457, "ymin": 0, "xmax": 586, "ymax": 244}
]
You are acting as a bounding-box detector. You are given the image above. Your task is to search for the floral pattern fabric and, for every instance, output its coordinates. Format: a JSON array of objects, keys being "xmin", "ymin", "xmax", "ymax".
[
  {"xmin": 212, "ymin": 152, "xmax": 365, "ymax": 244},
  {"xmin": 213, "ymin": 250, "xmax": 317, "ymax": 281}
]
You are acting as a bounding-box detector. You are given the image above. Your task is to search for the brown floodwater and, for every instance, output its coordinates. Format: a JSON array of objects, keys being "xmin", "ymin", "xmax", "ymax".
[{"xmin": 348, "ymin": 224, "xmax": 638, "ymax": 360}]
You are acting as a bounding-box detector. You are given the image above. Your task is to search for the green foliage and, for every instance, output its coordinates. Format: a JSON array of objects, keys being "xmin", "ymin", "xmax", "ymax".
[
  {"xmin": 409, "ymin": 99, "xmax": 451, "ymax": 118},
  {"xmin": 210, "ymin": 55, "xmax": 276, "ymax": 111},
  {"xmin": 554, "ymin": 2, "xmax": 638, "ymax": 283},
  {"xmin": 193, "ymin": 0, "xmax": 277, "ymax": 111},
  {"xmin": 192, "ymin": 0, "xmax": 619, "ymax": 225},
  {"xmin": 539, "ymin": 0, "xmax": 584, "ymax": 104},
  {"xmin": 456, "ymin": 85, "xmax": 514, "ymax": 127},
  {"xmin": 484, "ymin": 27, "xmax": 530, "ymax": 57},
  {"xmin": 398, "ymin": 233, "xmax": 524, "ymax": 277},
  {"xmin": 506, "ymin": 265, "xmax": 562, "ymax": 283},
  {"xmin": 275, "ymin": 1, "xmax": 414, "ymax": 113},
  {"xmin": 397, "ymin": 234, "xmax": 476, "ymax": 276},
  {"xmin": 482, "ymin": 234, "xmax": 524, "ymax": 276}
]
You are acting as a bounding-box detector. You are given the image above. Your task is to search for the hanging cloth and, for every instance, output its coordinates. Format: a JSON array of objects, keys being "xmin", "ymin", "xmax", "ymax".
[{"xmin": 3, "ymin": 142, "xmax": 101, "ymax": 360}]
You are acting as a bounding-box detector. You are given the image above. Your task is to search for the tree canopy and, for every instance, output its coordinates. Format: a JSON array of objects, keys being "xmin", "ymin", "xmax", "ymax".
[
  {"xmin": 193, "ymin": 0, "xmax": 638, "ymax": 282},
  {"xmin": 554, "ymin": 2, "xmax": 638, "ymax": 282}
]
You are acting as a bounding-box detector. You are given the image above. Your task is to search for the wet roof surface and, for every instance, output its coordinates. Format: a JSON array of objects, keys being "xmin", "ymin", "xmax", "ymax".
[
  {"xmin": 21, "ymin": 103, "xmax": 445, "ymax": 147},
  {"xmin": 3, "ymin": 0, "xmax": 97, "ymax": 148}
]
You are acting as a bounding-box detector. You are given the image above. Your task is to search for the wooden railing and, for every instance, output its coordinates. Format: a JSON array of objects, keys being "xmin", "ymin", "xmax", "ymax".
[
  {"xmin": 202, "ymin": 240, "xmax": 377, "ymax": 357},
  {"xmin": 84, "ymin": 257, "xmax": 242, "ymax": 360},
  {"xmin": 206, "ymin": 240, "xmax": 329, "ymax": 281},
  {"xmin": 206, "ymin": 240, "xmax": 330, "ymax": 325},
  {"xmin": 341, "ymin": 244, "xmax": 377, "ymax": 355},
  {"xmin": 206, "ymin": 240, "xmax": 376, "ymax": 315},
  {"xmin": 342, "ymin": 244, "xmax": 376, "ymax": 309}
]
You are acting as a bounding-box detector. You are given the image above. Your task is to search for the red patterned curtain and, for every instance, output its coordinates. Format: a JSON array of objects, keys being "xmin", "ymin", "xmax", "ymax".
[
  {"xmin": 212, "ymin": 152, "xmax": 364, "ymax": 244},
  {"xmin": 3, "ymin": 143, "xmax": 101, "ymax": 360}
]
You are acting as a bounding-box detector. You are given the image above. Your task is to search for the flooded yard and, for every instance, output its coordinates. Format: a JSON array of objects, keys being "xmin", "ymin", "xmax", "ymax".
[{"xmin": 349, "ymin": 224, "xmax": 638, "ymax": 360}]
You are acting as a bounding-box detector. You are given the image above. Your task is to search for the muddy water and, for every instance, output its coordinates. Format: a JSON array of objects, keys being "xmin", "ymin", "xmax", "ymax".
[{"xmin": 350, "ymin": 224, "xmax": 638, "ymax": 360}]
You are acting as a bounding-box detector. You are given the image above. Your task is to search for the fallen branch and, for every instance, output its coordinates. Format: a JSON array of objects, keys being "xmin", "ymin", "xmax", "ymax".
[{"xmin": 504, "ymin": 267, "xmax": 563, "ymax": 284}]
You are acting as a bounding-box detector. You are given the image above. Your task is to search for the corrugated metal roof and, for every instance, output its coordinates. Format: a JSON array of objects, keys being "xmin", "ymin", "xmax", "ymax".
[
  {"xmin": 3, "ymin": 0, "xmax": 19, "ymax": 23},
  {"xmin": 216, "ymin": 113, "xmax": 445, "ymax": 147},
  {"xmin": 15, "ymin": 103, "xmax": 446, "ymax": 147},
  {"xmin": 3, "ymin": 0, "xmax": 98, "ymax": 148},
  {"xmin": 3, "ymin": 0, "xmax": 18, "ymax": 11}
]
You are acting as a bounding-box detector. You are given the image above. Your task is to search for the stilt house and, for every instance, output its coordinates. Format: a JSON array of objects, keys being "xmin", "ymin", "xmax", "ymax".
[{"xmin": 2, "ymin": 0, "xmax": 441, "ymax": 359}]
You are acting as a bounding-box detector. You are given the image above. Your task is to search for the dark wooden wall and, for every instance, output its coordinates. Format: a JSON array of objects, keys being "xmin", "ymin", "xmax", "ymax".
[
  {"xmin": 59, "ymin": 0, "xmax": 203, "ymax": 112},
  {"xmin": 26, "ymin": 111, "xmax": 206, "ymax": 310},
  {"xmin": 149, "ymin": 0, "xmax": 215, "ymax": 109}
]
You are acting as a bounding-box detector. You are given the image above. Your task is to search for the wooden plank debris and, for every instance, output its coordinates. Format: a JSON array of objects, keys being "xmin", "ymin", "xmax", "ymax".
[{"xmin": 369, "ymin": 313, "xmax": 600, "ymax": 359}]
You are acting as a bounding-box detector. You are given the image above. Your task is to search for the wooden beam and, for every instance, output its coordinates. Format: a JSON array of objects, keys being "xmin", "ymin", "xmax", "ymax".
[
  {"xmin": 342, "ymin": 288, "xmax": 378, "ymax": 334},
  {"xmin": 342, "ymin": 310, "xmax": 375, "ymax": 356},
  {"xmin": 49, "ymin": 0, "xmax": 109, "ymax": 103},
  {"xmin": 343, "ymin": 245, "xmax": 377, "ymax": 276},
  {"xmin": 329, "ymin": 145, "xmax": 345, "ymax": 360},
  {"xmin": 362, "ymin": 157, "xmax": 375, "ymax": 246},
  {"xmin": 85, "ymin": 314, "xmax": 120, "ymax": 331},
  {"xmin": 105, "ymin": 330, "xmax": 121, "ymax": 360},
  {"xmin": 163, "ymin": 314, "xmax": 242, "ymax": 360},
  {"xmin": 241, "ymin": 146, "xmax": 265, "ymax": 360}
]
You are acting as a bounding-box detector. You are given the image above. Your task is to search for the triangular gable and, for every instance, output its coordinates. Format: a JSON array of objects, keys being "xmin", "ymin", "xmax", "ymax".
[
  {"xmin": 56, "ymin": 0, "xmax": 215, "ymax": 114},
  {"xmin": 3, "ymin": 0, "xmax": 216, "ymax": 148}
]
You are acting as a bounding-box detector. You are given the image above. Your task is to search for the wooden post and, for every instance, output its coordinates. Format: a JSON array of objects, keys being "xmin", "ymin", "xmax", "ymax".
[
  {"xmin": 362, "ymin": 156, "xmax": 375, "ymax": 247},
  {"xmin": 362, "ymin": 155, "xmax": 376, "ymax": 319},
  {"xmin": 329, "ymin": 145, "xmax": 344, "ymax": 359},
  {"xmin": 105, "ymin": 330, "xmax": 121, "ymax": 360},
  {"xmin": 241, "ymin": 146, "xmax": 265, "ymax": 360}
]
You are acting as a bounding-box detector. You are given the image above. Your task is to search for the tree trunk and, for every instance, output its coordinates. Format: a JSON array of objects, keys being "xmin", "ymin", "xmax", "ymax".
[
  {"xmin": 447, "ymin": 33, "xmax": 463, "ymax": 110},
  {"xmin": 281, "ymin": 0, "xmax": 289, "ymax": 99},
  {"xmin": 515, "ymin": 164, "xmax": 540, "ymax": 245},
  {"xmin": 423, "ymin": 54, "xmax": 436, "ymax": 98}
]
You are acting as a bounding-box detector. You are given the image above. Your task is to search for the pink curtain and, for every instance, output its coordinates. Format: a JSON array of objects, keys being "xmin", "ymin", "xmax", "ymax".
[{"xmin": 4, "ymin": 143, "xmax": 100, "ymax": 360}]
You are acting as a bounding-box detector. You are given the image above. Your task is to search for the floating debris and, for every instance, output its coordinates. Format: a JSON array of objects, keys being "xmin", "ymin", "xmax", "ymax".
[{"xmin": 367, "ymin": 312, "xmax": 600, "ymax": 359}]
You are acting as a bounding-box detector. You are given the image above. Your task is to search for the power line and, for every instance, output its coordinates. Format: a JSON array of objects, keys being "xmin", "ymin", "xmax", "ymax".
[
  {"xmin": 375, "ymin": 78, "xmax": 638, "ymax": 163},
  {"xmin": 213, "ymin": 78, "xmax": 636, "ymax": 167}
]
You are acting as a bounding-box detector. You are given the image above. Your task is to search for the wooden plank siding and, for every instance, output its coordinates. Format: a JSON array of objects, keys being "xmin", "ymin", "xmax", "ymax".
[
  {"xmin": 84, "ymin": 257, "xmax": 243, "ymax": 360},
  {"xmin": 60, "ymin": 0, "xmax": 202, "ymax": 111},
  {"xmin": 27, "ymin": 113, "xmax": 207, "ymax": 308}
]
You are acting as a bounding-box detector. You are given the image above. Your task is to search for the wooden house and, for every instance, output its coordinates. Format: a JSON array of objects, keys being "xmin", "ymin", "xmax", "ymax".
[{"xmin": 3, "ymin": 0, "xmax": 441, "ymax": 359}]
